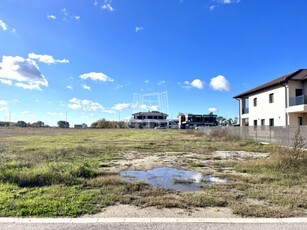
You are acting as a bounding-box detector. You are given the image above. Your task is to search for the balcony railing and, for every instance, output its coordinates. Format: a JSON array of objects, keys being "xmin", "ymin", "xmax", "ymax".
[
  {"xmin": 242, "ymin": 107, "xmax": 249, "ymax": 114},
  {"xmin": 289, "ymin": 95, "xmax": 307, "ymax": 106}
]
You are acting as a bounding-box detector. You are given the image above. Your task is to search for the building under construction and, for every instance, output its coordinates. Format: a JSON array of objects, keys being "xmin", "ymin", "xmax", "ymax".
[{"xmin": 178, "ymin": 113, "xmax": 218, "ymax": 129}]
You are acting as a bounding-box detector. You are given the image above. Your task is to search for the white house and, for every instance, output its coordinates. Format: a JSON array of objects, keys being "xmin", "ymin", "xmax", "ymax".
[
  {"xmin": 129, "ymin": 111, "xmax": 169, "ymax": 129},
  {"xmin": 234, "ymin": 69, "xmax": 307, "ymax": 127}
]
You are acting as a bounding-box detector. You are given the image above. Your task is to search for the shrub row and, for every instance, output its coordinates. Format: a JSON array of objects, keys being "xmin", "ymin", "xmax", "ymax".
[{"xmin": 0, "ymin": 161, "xmax": 96, "ymax": 187}]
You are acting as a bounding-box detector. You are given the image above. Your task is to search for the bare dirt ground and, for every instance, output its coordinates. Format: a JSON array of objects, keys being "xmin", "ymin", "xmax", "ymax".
[
  {"xmin": 88, "ymin": 150, "xmax": 270, "ymax": 218},
  {"xmin": 88, "ymin": 204, "xmax": 238, "ymax": 218},
  {"xmin": 107, "ymin": 151, "xmax": 269, "ymax": 173}
]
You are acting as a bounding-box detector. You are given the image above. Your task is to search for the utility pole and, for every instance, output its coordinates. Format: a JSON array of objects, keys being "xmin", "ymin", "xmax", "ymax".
[{"xmin": 65, "ymin": 112, "xmax": 67, "ymax": 122}]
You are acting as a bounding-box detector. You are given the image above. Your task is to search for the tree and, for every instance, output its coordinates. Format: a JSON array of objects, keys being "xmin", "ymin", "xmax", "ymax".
[
  {"xmin": 216, "ymin": 116, "xmax": 227, "ymax": 126},
  {"xmin": 226, "ymin": 118, "xmax": 233, "ymax": 126},
  {"xmin": 91, "ymin": 118, "xmax": 127, "ymax": 129},
  {"xmin": 16, "ymin": 120, "xmax": 27, "ymax": 127},
  {"xmin": 90, "ymin": 121, "xmax": 98, "ymax": 128},
  {"xmin": 32, "ymin": 121, "xmax": 44, "ymax": 127},
  {"xmin": 57, "ymin": 120, "xmax": 69, "ymax": 128}
]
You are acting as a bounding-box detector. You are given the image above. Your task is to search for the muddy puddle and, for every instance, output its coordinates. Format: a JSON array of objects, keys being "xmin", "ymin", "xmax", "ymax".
[{"xmin": 120, "ymin": 167, "xmax": 227, "ymax": 191}]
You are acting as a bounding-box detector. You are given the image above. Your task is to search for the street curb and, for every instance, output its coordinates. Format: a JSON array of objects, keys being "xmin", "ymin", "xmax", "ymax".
[{"xmin": 1, "ymin": 218, "xmax": 307, "ymax": 224}]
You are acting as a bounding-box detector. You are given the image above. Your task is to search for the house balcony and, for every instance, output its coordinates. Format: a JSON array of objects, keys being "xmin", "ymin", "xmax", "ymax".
[
  {"xmin": 241, "ymin": 107, "xmax": 249, "ymax": 119},
  {"xmin": 242, "ymin": 107, "xmax": 249, "ymax": 114},
  {"xmin": 286, "ymin": 95, "xmax": 307, "ymax": 113}
]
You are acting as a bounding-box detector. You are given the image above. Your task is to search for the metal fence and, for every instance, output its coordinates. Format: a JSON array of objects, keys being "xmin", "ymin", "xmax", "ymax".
[{"xmin": 198, "ymin": 126, "xmax": 307, "ymax": 146}]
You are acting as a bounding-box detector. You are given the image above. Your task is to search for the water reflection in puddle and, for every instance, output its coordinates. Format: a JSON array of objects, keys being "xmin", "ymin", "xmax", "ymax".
[{"xmin": 120, "ymin": 167, "xmax": 227, "ymax": 191}]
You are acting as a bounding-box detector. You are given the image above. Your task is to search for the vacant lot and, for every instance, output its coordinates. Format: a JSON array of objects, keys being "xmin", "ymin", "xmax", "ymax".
[{"xmin": 0, "ymin": 128, "xmax": 306, "ymax": 218}]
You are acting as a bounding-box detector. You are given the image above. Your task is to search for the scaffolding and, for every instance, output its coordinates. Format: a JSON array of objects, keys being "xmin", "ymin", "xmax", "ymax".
[{"xmin": 133, "ymin": 91, "xmax": 169, "ymax": 114}]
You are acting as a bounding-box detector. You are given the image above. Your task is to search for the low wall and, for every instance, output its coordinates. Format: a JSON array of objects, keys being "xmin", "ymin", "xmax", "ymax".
[{"xmin": 198, "ymin": 126, "xmax": 307, "ymax": 146}]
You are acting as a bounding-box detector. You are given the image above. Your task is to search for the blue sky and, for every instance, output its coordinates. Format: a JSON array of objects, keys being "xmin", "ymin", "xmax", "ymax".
[{"xmin": 1, "ymin": 0, "xmax": 307, "ymax": 126}]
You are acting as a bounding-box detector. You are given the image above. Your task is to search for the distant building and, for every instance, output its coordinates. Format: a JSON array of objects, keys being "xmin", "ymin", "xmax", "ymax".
[
  {"xmin": 178, "ymin": 113, "xmax": 218, "ymax": 129},
  {"xmin": 168, "ymin": 119, "xmax": 179, "ymax": 129},
  {"xmin": 129, "ymin": 111, "xmax": 169, "ymax": 129},
  {"xmin": 74, "ymin": 123, "xmax": 88, "ymax": 129}
]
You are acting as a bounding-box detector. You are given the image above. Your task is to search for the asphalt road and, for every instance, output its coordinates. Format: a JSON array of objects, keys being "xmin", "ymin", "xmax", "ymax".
[
  {"xmin": 0, "ymin": 218, "xmax": 306, "ymax": 230},
  {"xmin": 0, "ymin": 222, "xmax": 306, "ymax": 230}
]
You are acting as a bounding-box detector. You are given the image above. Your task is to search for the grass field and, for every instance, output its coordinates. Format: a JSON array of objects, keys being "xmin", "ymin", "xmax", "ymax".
[{"xmin": 0, "ymin": 128, "xmax": 306, "ymax": 217}]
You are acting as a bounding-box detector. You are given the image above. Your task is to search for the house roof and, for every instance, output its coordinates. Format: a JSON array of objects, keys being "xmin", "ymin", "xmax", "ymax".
[
  {"xmin": 132, "ymin": 111, "xmax": 168, "ymax": 116},
  {"xmin": 233, "ymin": 69, "xmax": 307, "ymax": 99}
]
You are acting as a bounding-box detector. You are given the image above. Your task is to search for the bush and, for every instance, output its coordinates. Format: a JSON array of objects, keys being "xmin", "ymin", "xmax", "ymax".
[
  {"xmin": 209, "ymin": 128, "xmax": 239, "ymax": 141},
  {"xmin": 0, "ymin": 162, "xmax": 97, "ymax": 187},
  {"xmin": 290, "ymin": 127, "xmax": 306, "ymax": 159}
]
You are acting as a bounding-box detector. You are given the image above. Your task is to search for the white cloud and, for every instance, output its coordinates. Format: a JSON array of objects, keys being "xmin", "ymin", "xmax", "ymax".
[
  {"xmin": 102, "ymin": 0, "xmax": 115, "ymax": 11},
  {"xmin": 209, "ymin": 0, "xmax": 240, "ymax": 10},
  {"xmin": 144, "ymin": 79, "xmax": 149, "ymax": 84},
  {"xmin": 0, "ymin": 79, "xmax": 12, "ymax": 85},
  {"xmin": 0, "ymin": 55, "xmax": 48, "ymax": 90},
  {"xmin": 158, "ymin": 80, "xmax": 166, "ymax": 86},
  {"xmin": 223, "ymin": 0, "xmax": 240, "ymax": 4},
  {"xmin": 209, "ymin": 107, "xmax": 218, "ymax": 113},
  {"xmin": 55, "ymin": 8, "xmax": 80, "ymax": 22},
  {"xmin": 21, "ymin": 110, "xmax": 36, "ymax": 117},
  {"xmin": 62, "ymin": 8, "xmax": 68, "ymax": 17},
  {"xmin": 66, "ymin": 85, "xmax": 73, "ymax": 90},
  {"xmin": 210, "ymin": 75, "xmax": 231, "ymax": 91},
  {"xmin": 47, "ymin": 14, "xmax": 56, "ymax": 20},
  {"xmin": 113, "ymin": 103, "xmax": 131, "ymax": 111},
  {"xmin": 191, "ymin": 79, "xmax": 204, "ymax": 89},
  {"xmin": 210, "ymin": 5, "xmax": 216, "ymax": 11},
  {"xmin": 0, "ymin": 107, "xmax": 9, "ymax": 112},
  {"xmin": 139, "ymin": 104, "xmax": 159, "ymax": 111},
  {"xmin": 28, "ymin": 53, "xmax": 69, "ymax": 65},
  {"xmin": 0, "ymin": 19, "xmax": 15, "ymax": 32},
  {"xmin": 68, "ymin": 97, "xmax": 110, "ymax": 112},
  {"xmin": 81, "ymin": 84, "xmax": 91, "ymax": 91},
  {"xmin": 183, "ymin": 79, "xmax": 204, "ymax": 89},
  {"xmin": 80, "ymin": 72, "xmax": 113, "ymax": 82},
  {"xmin": 0, "ymin": 100, "xmax": 8, "ymax": 105},
  {"xmin": 0, "ymin": 19, "xmax": 8, "ymax": 31},
  {"xmin": 135, "ymin": 26, "xmax": 143, "ymax": 32},
  {"xmin": 114, "ymin": 84, "xmax": 124, "ymax": 90}
]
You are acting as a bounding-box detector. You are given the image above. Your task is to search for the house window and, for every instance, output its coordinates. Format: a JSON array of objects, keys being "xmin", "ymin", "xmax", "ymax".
[
  {"xmin": 269, "ymin": 118, "xmax": 274, "ymax": 127},
  {"xmin": 254, "ymin": 120, "xmax": 257, "ymax": 126},
  {"xmin": 298, "ymin": 117, "xmax": 303, "ymax": 126},
  {"xmin": 296, "ymin": 89, "xmax": 303, "ymax": 97},
  {"xmin": 253, "ymin": 98, "xmax": 257, "ymax": 107},
  {"xmin": 269, "ymin": 93, "xmax": 274, "ymax": 103}
]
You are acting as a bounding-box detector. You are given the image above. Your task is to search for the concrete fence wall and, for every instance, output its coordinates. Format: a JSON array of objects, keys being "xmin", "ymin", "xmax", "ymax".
[{"xmin": 198, "ymin": 126, "xmax": 307, "ymax": 146}]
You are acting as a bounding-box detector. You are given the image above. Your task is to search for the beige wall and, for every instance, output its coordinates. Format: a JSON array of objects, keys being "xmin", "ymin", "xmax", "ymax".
[
  {"xmin": 288, "ymin": 113, "xmax": 307, "ymax": 127},
  {"xmin": 288, "ymin": 81, "xmax": 302, "ymax": 99}
]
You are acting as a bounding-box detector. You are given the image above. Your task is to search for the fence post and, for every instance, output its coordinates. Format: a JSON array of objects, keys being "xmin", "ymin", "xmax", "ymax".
[
  {"xmin": 255, "ymin": 127, "xmax": 258, "ymax": 141},
  {"xmin": 288, "ymin": 126, "xmax": 290, "ymax": 147}
]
